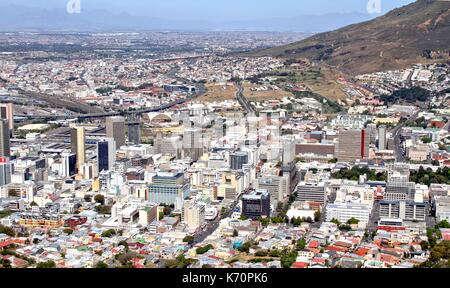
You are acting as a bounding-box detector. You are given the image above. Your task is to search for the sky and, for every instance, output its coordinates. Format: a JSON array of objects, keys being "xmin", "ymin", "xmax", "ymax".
[{"xmin": 2, "ymin": 0, "xmax": 416, "ymax": 21}]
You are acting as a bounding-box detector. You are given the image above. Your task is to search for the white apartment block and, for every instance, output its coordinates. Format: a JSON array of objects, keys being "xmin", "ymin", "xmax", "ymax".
[{"xmin": 325, "ymin": 203, "xmax": 371, "ymax": 225}]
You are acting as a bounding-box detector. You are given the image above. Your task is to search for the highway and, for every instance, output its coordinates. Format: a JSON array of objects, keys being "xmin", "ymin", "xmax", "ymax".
[
  {"xmin": 12, "ymin": 66, "xmax": 205, "ymax": 122},
  {"xmin": 14, "ymin": 97, "xmax": 192, "ymax": 122},
  {"xmin": 235, "ymin": 81, "xmax": 255, "ymax": 114}
]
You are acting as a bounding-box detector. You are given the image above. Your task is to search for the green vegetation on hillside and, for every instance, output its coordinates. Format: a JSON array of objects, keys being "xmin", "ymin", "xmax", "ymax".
[
  {"xmin": 292, "ymin": 90, "xmax": 343, "ymax": 114},
  {"xmin": 251, "ymin": 1, "xmax": 450, "ymax": 75},
  {"xmin": 379, "ymin": 87, "xmax": 431, "ymax": 105}
]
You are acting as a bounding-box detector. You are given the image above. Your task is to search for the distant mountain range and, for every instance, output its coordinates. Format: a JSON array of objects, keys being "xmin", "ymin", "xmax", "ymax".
[
  {"xmin": 0, "ymin": 5, "xmax": 377, "ymax": 33},
  {"xmin": 252, "ymin": 0, "xmax": 450, "ymax": 75}
]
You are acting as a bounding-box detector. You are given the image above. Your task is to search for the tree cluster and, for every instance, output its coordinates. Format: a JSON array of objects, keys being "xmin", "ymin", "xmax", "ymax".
[
  {"xmin": 0, "ymin": 210, "xmax": 12, "ymax": 219},
  {"xmin": 332, "ymin": 167, "xmax": 386, "ymax": 182},
  {"xmin": 196, "ymin": 244, "xmax": 214, "ymax": 255},
  {"xmin": 380, "ymin": 87, "xmax": 431, "ymax": 104},
  {"xmin": 280, "ymin": 249, "xmax": 298, "ymax": 268},
  {"xmin": 36, "ymin": 260, "xmax": 56, "ymax": 268},
  {"xmin": 410, "ymin": 166, "xmax": 450, "ymax": 186},
  {"xmin": 165, "ymin": 254, "xmax": 197, "ymax": 268},
  {"xmin": 101, "ymin": 229, "xmax": 116, "ymax": 238},
  {"xmin": 0, "ymin": 224, "xmax": 15, "ymax": 237},
  {"xmin": 419, "ymin": 241, "xmax": 450, "ymax": 268}
]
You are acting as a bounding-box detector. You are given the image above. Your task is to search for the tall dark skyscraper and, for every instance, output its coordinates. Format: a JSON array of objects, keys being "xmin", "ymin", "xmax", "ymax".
[
  {"xmin": 230, "ymin": 151, "xmax": 248, "ymax": 170},
  {"xmin": 0, "ymin": 103, "xmax": 14, "ymax": 135},
  {"xmin": 97, "ymin": 138, "xmax": 116, "ymax": 172},
  {"xmin": 242, "ymin": 189, "xmax": 270, "ymax": 220},
  {"xmin": 106, "ymin": 116, "xmax": 126, "ymax": 148},
  {"xmin": 0, "ymin": 158, "xmax": 11, "ymax": 186},
  {"xmin": 127, "ymin": 121, "xmax": 141, "ymax": 145},
  {"xmin": 0, "ymin": 119, "xmax": 10, "ymax": 158}
]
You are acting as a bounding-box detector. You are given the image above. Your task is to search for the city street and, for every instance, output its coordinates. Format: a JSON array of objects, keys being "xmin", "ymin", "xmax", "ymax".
[{"xmin": 391, "ymin": 111, "xmax": 420, "ymax": 162}]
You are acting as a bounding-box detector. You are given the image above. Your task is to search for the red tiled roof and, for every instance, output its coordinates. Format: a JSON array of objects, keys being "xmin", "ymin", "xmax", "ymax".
[
  {"xmin": 208, "ymin": 255, "xmax": 221, "ymax": 260},
  {"xmin": 129, "ymin": 242, "xmax": 145, "ymax": 249},
  {"xmin": 442, "ymin": 233, "xmax": 450, "ymax": 241},
  {"xmin": 12, "ymin": 257, "xmax": 29, "ymax": 267},
  {"xmin": 325, "ymin": 245, "xmax": 348, "ymax": 252},
  {"xmin": 311, "ymin": 258, "xmax": 326, "ymax": 265},
  {"xmin": 0, "ymin": 240, "xmax": 14, "ymax": 248},
  {"xmin": 347, "ymin": 238, "xmax": 361, "ymax": 244},
  {"xmin": 354, "ymin": 247, "xmax": 370, "ymax": 256},
  {"xmin": 334, "ymin": 241, "xmax": 353, "ymax": 248},
  {"xmin": 307, "ymin": 248, "xmax": 321, "ymax": 254},
  {"xmin": 308, "ymin": 240, "xmax": 320, "ymax": 249},
  {"xmin": 292, "ymin": 262, "xmax": 309, "ymax": 268},
  {"xmin": 379, "ymin": 253, "xmax": 400, "ymax": 264}
]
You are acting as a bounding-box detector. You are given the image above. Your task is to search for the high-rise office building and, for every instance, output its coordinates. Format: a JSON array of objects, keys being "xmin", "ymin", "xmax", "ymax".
[
  {"xmin": 242, "ymin": 189, "xmax": 271, "ymax": 220},
  {"xmin": 154, "ymin": 133, "xmax": 182, "ymax": 158},
  {"xmin": 257, "ymin": 174, "xmax": 289, "ymax": 204},
  {"xmin": 385, "ymin": 181, "xmax": 416, "ymax": 201},
  {"xmin": 182, "ymin": 127, "xmax": 203, "ymax": 161},
  {"xmin": 61, "ymin": 152, "xmax": 77, "ymax": 177},
  {"xmin": 97, "ymin": 138, "xmax": 116, "ymax": 173},
  {"xmin": 0, "ymin": 103, "xmax": 14, "ymax": 134},
  {"xmin": 296, "ymin": 181, "xmax": 327, "ymax": 205},
  {"xmin": 230, "ymin": 151, "xmax": 248, "ymax": 170},
  {"xmin": 106, "ymin": 116, "xmax": 126, "ymax": 148},
  {"xmin": 379, "ymin": 200, "xmax": 426, "ymax": 222},
  {"xmin": 71, "ymin": 126, "xmax": 86, "ymax": 171},
  {"xmin": 148, "ymin": 172, "xmax": 190, "ymax": 205},
  {"xmin": 378, "ymin": 125, "xmax": 387, "ymax": 151},
  {"xmin": 183, "ymin": 201, "xmax": 206, "ymax": 230},
  {"xmin": 139, "ymin": 205, "xmax": 158, "ymax": 226},
  {"xmin": 80, "ymin": 162, "xmax": 98, "ymax": 180},
  {"xmin": 337, "ymin": 129, "xmax": 370, "ymax": 162},
  {"xmin": 127, "ymin": 121, "xmax": 141, "ymax": 145},
  {"xmin": 0, "ymin": 119, "xmax": 10, "ymax": 158},
  {"xmin": 366, "ymin": 123, "xmax": 378, "ymax": 145},
  {"xmin": 0, "ymin": 158, "xmax": 11, "ymax": 186},
  {"xmin": 282, "ymin": 136, "xmax": 296, "ymax": 166}
]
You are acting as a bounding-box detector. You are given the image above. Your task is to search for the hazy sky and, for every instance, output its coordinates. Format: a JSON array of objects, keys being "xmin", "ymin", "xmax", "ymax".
[{"xmin": 3, "ymin": 0, "xmax": 416, "ymax": 21}]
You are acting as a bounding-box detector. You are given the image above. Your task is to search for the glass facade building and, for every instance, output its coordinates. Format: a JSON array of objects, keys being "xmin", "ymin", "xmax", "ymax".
[{"xmin": 148, "ymin": 172, "xmax": 190, "ymax": 205}]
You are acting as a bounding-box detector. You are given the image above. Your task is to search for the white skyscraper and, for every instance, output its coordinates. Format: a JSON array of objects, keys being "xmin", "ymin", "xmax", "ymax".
[{"xmin": 378, "ymin": 125, "xmax": 387, "ymax": 151}]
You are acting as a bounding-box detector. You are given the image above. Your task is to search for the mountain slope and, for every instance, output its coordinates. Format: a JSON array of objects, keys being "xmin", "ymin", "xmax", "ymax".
[{"xmin": 253, "ymin": 0, "xmax": 450, "ymax": 75}]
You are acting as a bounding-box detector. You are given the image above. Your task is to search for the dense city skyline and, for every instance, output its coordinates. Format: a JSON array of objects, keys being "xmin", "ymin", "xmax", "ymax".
[{"xmin": 0, "ymin": 0, "xmax": 450, "ymax": 273}]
